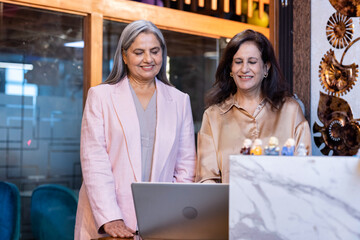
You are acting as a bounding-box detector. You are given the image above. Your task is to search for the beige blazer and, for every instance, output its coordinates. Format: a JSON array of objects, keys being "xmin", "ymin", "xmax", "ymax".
[
  {"xmin": 75, "ymin": 77, "xmax": 196, "ymax": 240},
  {"xmin": 196, "ymin": 95, "xmax": 311, "ymax": 183}
]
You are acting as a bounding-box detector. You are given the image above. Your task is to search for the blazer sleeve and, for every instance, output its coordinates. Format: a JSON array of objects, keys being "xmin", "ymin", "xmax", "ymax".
[
  {"xmin": 195, "ymin": 110, "xmax": 221, "ymax": 183},
  {"xmin": 173, "ymin": 94, "xmax": 196, "ymax": 183},
  {"xmin": 80, "ymin": 87, "xmax": 123, "ymax": 232}
]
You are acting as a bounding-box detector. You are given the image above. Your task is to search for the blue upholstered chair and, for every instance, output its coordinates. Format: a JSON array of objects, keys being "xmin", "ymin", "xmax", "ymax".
[
  {"xmin": 0, "ymin": 181, "xmax": 21, "ymax": 240},
  {"xmin": 31, "ymin": 184, "xmax": 78, "ymax": 240}
]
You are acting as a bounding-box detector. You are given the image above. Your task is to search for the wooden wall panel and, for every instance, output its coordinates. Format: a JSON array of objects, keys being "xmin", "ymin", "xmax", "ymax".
[
  {"xmin": 1, "ymin": 0, "xmax": 270, "ymax": 39},
  {"xmin": 83, "ymin": 12, "xmax": 103, "ymax": 102},
  {"xmin": 102, "ymin": 0, "xmax": 270, "ymax": 39},
  {"xmin": 293, "ymin": 0, "xmax": 311, "ymax": 121}
]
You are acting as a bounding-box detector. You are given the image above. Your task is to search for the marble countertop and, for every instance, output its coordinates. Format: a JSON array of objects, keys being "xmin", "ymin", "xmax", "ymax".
[{"xmin": 229, "ymin": 155, "xmax": 360, "ymax": 240}]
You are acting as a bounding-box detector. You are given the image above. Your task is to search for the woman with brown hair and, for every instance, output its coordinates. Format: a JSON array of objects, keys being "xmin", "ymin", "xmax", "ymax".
[{"xmin": 196, "ymin": 29, "xmax": 311, "ymax": 183}]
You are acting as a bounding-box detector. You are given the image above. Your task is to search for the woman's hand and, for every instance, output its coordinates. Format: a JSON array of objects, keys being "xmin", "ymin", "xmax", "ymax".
[{"xmin": 103, "ymin": 219, "xmax": 135, "ymax": 238}]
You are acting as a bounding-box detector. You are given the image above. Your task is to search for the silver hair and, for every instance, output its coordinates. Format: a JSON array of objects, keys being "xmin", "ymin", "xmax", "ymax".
[{"xmin": 104, "ymin": 20, "xmax": 170, "ymax": 85}]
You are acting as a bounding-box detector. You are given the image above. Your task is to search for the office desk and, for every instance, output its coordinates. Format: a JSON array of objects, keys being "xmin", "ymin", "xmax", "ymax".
[
  {"xmin": 93, "ymin": 236, "xmax": 182, "ymax": 240},
  {"xmin": 93, "ymin": 236, "xmax": 140, "ymax": 240},
  {"xmin": 93, "ymin": 237, "xmax": 213, "ymax": 240}
]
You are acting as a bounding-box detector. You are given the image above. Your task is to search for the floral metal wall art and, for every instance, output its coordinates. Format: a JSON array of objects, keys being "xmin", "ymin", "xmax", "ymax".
[
  {"xmin": 329, "ymin": 0, "xmax": 360, "ymax": 17},
  {"xmin": 320, "ymin": 11, "xmax": 359, "ymax": 96},
  {"xmin": 326, "ymin": 12, "xmax": 353, "ymax": 49},
  {"xmin": 319, "ymin": 49, "xmax": 358, "ymax": 96},
  {"xmin": 313, "ymin": 0, "xmax": 360, "ymax": 156},
  {"xmin": 313, "ymin": 92, "xmax": 360, "ymax": 155}
]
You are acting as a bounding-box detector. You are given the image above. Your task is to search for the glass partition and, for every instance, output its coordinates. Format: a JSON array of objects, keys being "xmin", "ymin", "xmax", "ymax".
[
  {"xmin": 0, "ymin": 3, "xmax": 84, "ymax": 238},
  {"xmin": 103, "ymin": 20, "xmax": 218, "ymax": 133}
]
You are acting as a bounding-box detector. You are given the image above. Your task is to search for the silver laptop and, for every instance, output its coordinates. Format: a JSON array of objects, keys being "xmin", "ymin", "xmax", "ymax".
[{"xmin": 131, "ymin": 182, "xmax": 229, "ymax": 240}]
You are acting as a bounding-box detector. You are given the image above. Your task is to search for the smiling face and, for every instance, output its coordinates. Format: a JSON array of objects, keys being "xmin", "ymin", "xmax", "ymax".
[
  {"xmin": 231, "ymin": 41, "xmax": 270, "ymax": 95},
  {"xmin": 123, "ymin": 32, "xmax": 163, "ymax": 83}
]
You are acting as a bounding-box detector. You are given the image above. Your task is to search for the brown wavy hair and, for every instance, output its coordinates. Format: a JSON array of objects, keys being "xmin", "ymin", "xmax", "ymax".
[{"xmin": 205, "ymin": 29, "xmax": 291, "ymax": 108}]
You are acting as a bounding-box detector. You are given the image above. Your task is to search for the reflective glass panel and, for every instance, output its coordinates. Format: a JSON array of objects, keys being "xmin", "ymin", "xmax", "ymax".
[
  {"xmin": 0, "ymin": 0, "xmax": 83, "ymax": 211},
  {"xmin": 0, "ymin": 4, "xmax": 84, "ymax": 238}
]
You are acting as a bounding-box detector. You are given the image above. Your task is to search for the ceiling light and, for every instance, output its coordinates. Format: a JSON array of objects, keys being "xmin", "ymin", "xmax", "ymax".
[
  {"xmin": 64, "ymin": 41, "xmax": 84, "ymax": 48},
  {"xmin": 0, "ymin": 62, "xmax": 33, "ymax": 70}
]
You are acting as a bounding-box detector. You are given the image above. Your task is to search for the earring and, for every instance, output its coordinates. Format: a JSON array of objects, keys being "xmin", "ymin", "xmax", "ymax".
[
  {"xmin": 264, "ymin": 72, "xmax": 268, "ymax": 78},
  {"xmin": 230, "ymin": 72, "xmax": 234, "ymax": 78}
]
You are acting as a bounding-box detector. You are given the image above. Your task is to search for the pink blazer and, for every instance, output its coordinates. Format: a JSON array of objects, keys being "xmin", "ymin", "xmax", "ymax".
[{"xmin": 75, "ymin": 77, "xmax": 196, "ymax": 240}]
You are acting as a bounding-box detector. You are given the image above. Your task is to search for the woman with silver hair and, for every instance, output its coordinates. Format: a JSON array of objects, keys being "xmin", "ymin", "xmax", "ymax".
[{"xmin": 75, "ymin": 20, "xmax": 196, "ymax": 239}]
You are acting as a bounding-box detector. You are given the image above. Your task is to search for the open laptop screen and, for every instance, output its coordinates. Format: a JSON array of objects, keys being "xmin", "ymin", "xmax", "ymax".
[{"xmin": 131, "ymin": 182, "xmax": 228, "ymax": 240}]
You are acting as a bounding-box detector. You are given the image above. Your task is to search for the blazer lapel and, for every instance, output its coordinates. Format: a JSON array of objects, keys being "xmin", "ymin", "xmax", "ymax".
[
  {"xmin": 151, "ymin": 80, "xmax": 177, "ymax": 180},
  {"xmin": 110, "ymin": 78, "xmax": 142, "ymax": 182}
]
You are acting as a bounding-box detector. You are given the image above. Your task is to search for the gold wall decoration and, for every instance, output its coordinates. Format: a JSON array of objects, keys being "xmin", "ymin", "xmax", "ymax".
[
  {"xmin": 319, "ymin": 49, "xmax": 358, "ymax": 96},
  {"xmin": 326, "ymin": 12, "xmax": 353, "ymax": 49},
  {"xmin": 329, "ymin": 0, "xmax": 360, "ymax": 17},
  {"xmin": 313, "ymin": 0, "xmax": 360, "ymax": 156},
  {"xmin": 313, "ymin": 92, "xmax": 360, "ymax": 156}
]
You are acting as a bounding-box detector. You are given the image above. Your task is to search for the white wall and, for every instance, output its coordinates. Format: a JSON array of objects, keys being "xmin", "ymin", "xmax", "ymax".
[{"xmin": 311, "ymin": 0, "xmax": 360, "ymax": 155}]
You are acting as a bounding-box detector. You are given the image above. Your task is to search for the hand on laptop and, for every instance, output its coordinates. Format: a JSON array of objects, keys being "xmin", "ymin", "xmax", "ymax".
[{"xmin": 103, "ymin": 219, "xmax": 135, "ymax": 238}]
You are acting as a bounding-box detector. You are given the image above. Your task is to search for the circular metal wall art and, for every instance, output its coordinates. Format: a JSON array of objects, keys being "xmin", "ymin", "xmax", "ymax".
[{"xmin": 326, "ymin": 12, "xmax": 353, "ymax": 49}]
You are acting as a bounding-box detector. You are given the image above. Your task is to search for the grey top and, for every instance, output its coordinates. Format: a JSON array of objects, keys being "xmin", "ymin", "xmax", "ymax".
[{"xmin": 130, "ymin": 84, "xmax": 157, "ymax": 182}]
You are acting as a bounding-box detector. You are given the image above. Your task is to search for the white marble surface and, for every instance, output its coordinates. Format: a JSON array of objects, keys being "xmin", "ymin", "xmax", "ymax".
[{"xmin": 229, "ymin": 155, "xmax": 360, "ymax": 240}]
